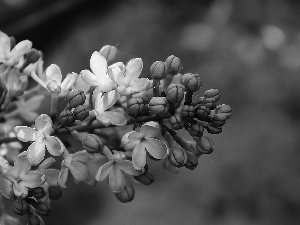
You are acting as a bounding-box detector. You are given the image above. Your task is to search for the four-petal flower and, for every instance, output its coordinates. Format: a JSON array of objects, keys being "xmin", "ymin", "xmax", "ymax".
[{"xmin": 13, "ymin": 114, "xmax": 65, "ymax": 165}]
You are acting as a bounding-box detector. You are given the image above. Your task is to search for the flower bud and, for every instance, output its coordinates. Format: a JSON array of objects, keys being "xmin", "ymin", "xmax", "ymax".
[
  {"xmin": 165, "ymin": 55, "xmax": 182, "ymax": 75},
  {"xmin": 204, "ymin": 89, "xmax": 221, "ymax": 102},
  {"xmin": 100, "ymin": 45, "xmax": 118, "ymax": 63},
  {"xmin": 150, "ymin": 61, "xmax": 166, "ymax": 79},
  {"xmin": 163, "ymin": 158, "xmax": 180, "ymax": 173},
  {"xmin": 195, "ymin": 136, "xmax": 214, "ymax": 154},
  {"xmin": 27, "ymin": 214, "xmax": 40, "ymax": 225},
  {"xmin": 187, "ymin": 122, "xmax": 204, "ymax": 137},
  {"xmin": 149, "ymin": 97, "xmax": 169, "ymax": 115},
  {"xmin": 215, "ymin": 104, "xmax": 232, "ymax": 119},
  {"xmin": 169, "ymin": 144, "xmax": 188, "ymax": 167},
  {"xmin": 211, "ymin": 113, "xmax": 227, "ymax": 127},
  {"xmin": 36, "ymin": 202, "xmax": 51, "ymax": 216},
  {"xmin": 203, "ymin": 97, "xmax": 216, "ymax": 110},
  {"xmin": 58, "ymin": 110, "xmax": 75, "ymax": 126},
  {"xmin": 48, "ymin": 186, "xmax": 62, "ymax": 200},
  {"xmin": 195, "ymin": 105, "xmax": 209, "ymax": 120},
  {"xmin": 73, "ymin": 105, "xmax": 89, "ymax": 121},
  {"xmin": 134, "ymin": 171, "xmax": 154, "ymax": 185},
  {"xmin": 67, "ymin": 89, "xmax": 86, "ymax": 109},
  {"xmin": 114, "ymin": 182, "xmax": 135, "ymax": 203},
  {"xmin": 28, "ymin": 187, "xmax": 46, "ymax": 199},
  {"xmin": 12, "ymin": 198, "xmax": 28, "ymax": 215},
  {"xmin": 181, "ymin": 73, "xmax": 202, "ymax": 92},
  {"xmin": 127, "ymin": 97, "xmax": 145, "ymax": 116},
  {"xmin": 206, "ymin": 124, "xmax": 222, "ymax": 134},
  {"xmin": 169, "ymin": 114, "xmax": 184, "ymax": 130},
  {"xmin": 166, "ymin": 84, "xmax": 185, "ymax": 104},
  {"xmin": 181, "ymin": 105, "xmax": 195, "ymax": 118},
  {"xmin": 185, "ymin": 151, "xmax": 198, "ymax": 170},
  {"xmin": 82, "ymin": 134, "xmax": 104, "ymax": 153},
  {"xmin": 24, "ymin": 49, "xmax": 40, "ymax": 65}
]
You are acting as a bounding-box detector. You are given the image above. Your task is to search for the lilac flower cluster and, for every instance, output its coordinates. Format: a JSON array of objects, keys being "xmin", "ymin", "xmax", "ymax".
[{"xmin": 0, "ymin": 31, "xmax": 232, "ymax": 225}]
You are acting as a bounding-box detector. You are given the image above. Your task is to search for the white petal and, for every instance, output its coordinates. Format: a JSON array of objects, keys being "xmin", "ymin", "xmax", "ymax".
[
  {"xmin": 45, "ymin": 64, "xmax": 62, "ymax": 84},
  {"xmin": 90, "ymin": 52, "xmax": 107, "ymax": 79},
  {"xmin": 80, "ymin": 69, "xmax": 102, "ymax": 87},
  {"xmin": 13, "ymin": 126, "xmax": 36, "ymax": 142},
  {"xmin": 95, "ymin": 161, "xmax": 113, "ymax": 182},
  {"xmin": 124, "ymin": 58, "xmax": 143, "ymax": 85},
  {"xmin": 60, "ymin": 72, "xmax": 78, "ymax": 94}
]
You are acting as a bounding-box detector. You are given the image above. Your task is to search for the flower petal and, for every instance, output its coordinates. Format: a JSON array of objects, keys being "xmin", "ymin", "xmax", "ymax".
[
  {"xmin": 12, "ymin": 155, "xmax": 31, "ymax": 178},
  {"xmin": 60, "ymin": 72, "xmax": 79, "ymax": 95},
  {"xmin": 124, "ymin": 58, "xmax": 143, "ymax": 85},
  {"xmin": 0, "ymin": 175, "xmax": 12, "ymax": 198},
  {"xmin": 42, "ymin": 169, "xmax": 59, "ymax": 186},
  {"xmin": 9, "ymin": 40, "xmax": 32, "ymax": 60},
  {"xmin": 108, "ymin": 166, "xmax": 125, "ymax": 193},
  {"xmin": 0, "ymin": 32, "xmax": 10, "ymax": 59},
  {"xmin": 132, "ymin": 142, "xmax": 147, "ymax": 170},
  {"xmin": 35, "ymin": 114, "xmax": 52, "ymax": 131},
  {"xmin": 116, "ymin": 160, "xmax": 142, "ymax": 176},
  {"xmin": 144, "ymin": 138, "xmax": 168, "ymax": 159},
  {"xmin": 13, "ymin": 126, "xmax": 36, "ymax": 142},
  {"xmin": 102, "ymin": 111, "xmax": 127, "ymax": 126},
  {"xmin": 128, "ymin": 78, "xmax": 149, "ymax": 93},
  {"xmin": 45, "ymin": 64, "xmax": 62, "ymax": 84},
  {"xmin": 69, "ymin": 161, "xmax": 91, "ymax": 182},
  {"xmin": 58, "ymin": 166, "xmax": 69, "ymax": 188},
  {"xmin": 139, "ymin": 124, "xmax": 162, "ymax": 139},
  {"xmin": 72, "ymin": 150, "xmax": 95, "ymax": 162},
  {"xmin": 95, "ymin": 161, "xmax": 113, "ymax": 182},
  {"xmin": 121, "ymin": 131, "xmax": 139, "ymax": 151},
  {"xmin": 81, "ymin": 69, "xmax": 102, "ymax": 87},
  {"xmin": 27, "ymin": 141, "xmax": 46, "ymax": 166},
  {"xmin": 44, "ymin": 136, "xmax": 64, "ymax": 156},
  {"xmin": 90, "ymin": 52, "xmax": 107, "ymax": 79},
  {"xmin": 38, "ymin": 157, "xmax": 56, "ymax": 171},
  {"xmin": 74, "ymin": 74, "xmax": 91, "ymax": 93},
  {"xmin": 21, "ymin": 172, "xmax": 45, "ymax": 188}
]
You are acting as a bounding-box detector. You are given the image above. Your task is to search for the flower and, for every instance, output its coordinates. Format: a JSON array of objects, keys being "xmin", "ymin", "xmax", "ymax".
[
  {"xmin": 122, "ymin": 121, "xmax": 169, "ymax": 170},
  {"xmin": 3, "ymin": 68, "xmax": 28, "ymax": 98},
  {"xmin": 80, "ymin": 52, "xmax": 116, "ymax": 92},
  {"xmin": 31, "ymin": 64, "xmax": 78, "ymax": 96},
  {"xmin": 0, "ymin": 155, "xmax": 46, "ymax": 198},
  {"xmin": 0, "ymin": 132, "xmax": 22, "ymax": 163},
  {"xmin": 109, "ymin": 58, "xmax": 149, "ymax": 96},
  {"xmin": 95, "ymin": 149, "xmax": 142, "ymax": 193},
  {"xmin": 93, "ymin": 89, "xmax": 127, "ymax": 126},
  {"xmin": 13, "ymin": 114, "xmax": 65, "ymax": 165},
  {"xmin": 0, "ymin": 31, "xmax": 32, "ymax": 66},
  {"xmin": 58, "ymin": 150, "xmax": 94, "ymax": 188}
]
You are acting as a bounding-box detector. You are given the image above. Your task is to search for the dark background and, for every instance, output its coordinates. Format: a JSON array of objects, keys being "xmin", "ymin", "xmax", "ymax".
[{"xmin": 2, "ymin": 0, "xmax": 300, "ymax": 224}]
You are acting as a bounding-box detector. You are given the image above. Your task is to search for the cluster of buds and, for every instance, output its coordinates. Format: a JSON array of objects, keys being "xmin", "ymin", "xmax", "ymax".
[
  {"xmin": 12, "ymin": 186, "xmax": 62, "ymax": 225},
  {"xmin": 58, "ymin": 89, "xmax": 89, "ymax": 126}
]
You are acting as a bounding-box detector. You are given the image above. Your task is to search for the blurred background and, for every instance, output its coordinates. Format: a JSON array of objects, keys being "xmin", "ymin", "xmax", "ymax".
[{"xmin": 2, "ymin": 0, "xmax": 300, "ymax": 224}]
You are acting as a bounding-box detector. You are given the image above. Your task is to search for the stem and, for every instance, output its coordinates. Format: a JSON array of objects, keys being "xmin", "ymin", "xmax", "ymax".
[{"xmin": 50, "ymin": 94, "xmax": 59, "ymax": 120}]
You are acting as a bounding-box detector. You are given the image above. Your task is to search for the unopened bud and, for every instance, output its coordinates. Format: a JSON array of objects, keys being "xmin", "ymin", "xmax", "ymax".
[
  {"xmin": 166, "ymin": 84, "xmax": 185, "ymax": 104},
  {"xmin": 196, "ymin": 136, "xmax": 214, "ymax": 154},
  {"xmin": 204, "ymin": 89, "xmax": 221, "ymax": 102},
  {"xmin": 114, "ymin": 182, "xmax": 135, "ymax": 203},
  {"xmin": 187, "ymin": 122, "xmax": 204, "ymax": 137},
  {"xmin": 169, "ymin": 144, "xmax": 188, "ymax": 167},
  {"xmin": 28, "ymin": 187, "xmax": 46, "ymax": 199},
  {"xmin": 73, "ymin": 105, "xmax": 89, "ymax": 121},
  {"xmin": 181, "ymin": 105, "xmax": 195, "ymax": 118},
  {"xmin": 127, "ymin": 97, "xmax": 145, "ymax": 116},
  {"xmin": 99, "ymin": 45, "xmax": 118, "ymax": 63},
  {"xmin": 150, "ymin": 61, "xmax": 166, "ymax": 79},
  {"xmin": 149, "ymin": 97, "xmax": 169, "ymax": 115},
  {"xmin": 24, "ymin": 49, "xmax": 40, "ymax": 64},
  {"xmin": 27, "ymin": 214, "xmax": 40, "ymax": 225},
  {"xmin": 165, "ymin": 55, "xmax": 182, "ymax": 75},
  {"xmin": 36, "ymin": 202, "xmax": 51, "ymax": 216},
  {"xmin": 215, "ymin": 104, "xmax": 232, "ymax": 119},
  {"xmin": 134, "ymin": 171, "xmax": 154, "ymax": 185},
  {"xmin": 12, "ymin": 198, "xmax": 28, "ymax": 215},
  {"xmin": 74, "ymin": 132, "xmax": 104, "ymax": 153},
  {"xmin": 58, "ymin": 110, "xmax": 75, "ymax": 126},
  {"xmin": 206, "ymin": 124, "xmax": 222, "ymax": 134},
  {"xmin": 67, "ymin": 89, "xmax": 86, "ymax": 109},
  {"xmin": 181, "ymin": 73, "xmax": 202, "ymax": 92},
  {"xmin": 203, "ymin": 97, "xmax": 216, "ymax": 110},
  {"xmin": 211, "ymin": 113, "xmax": 227, "ymax": 127},
  {"xmin": 48, "ymin": 186, "xmax": 62, "ymax": 200},
  {"xmin": 169, "ymin": 114, "xmax": 184, "ymax": 130},
  {"xmin": 195, "ymin": 105, "xmax": 209, "ymax": 120},
  {"xmin": 185, "ymin": 151, "xmax": 198, "ymax": 170}
]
